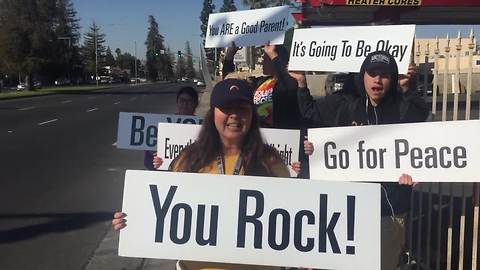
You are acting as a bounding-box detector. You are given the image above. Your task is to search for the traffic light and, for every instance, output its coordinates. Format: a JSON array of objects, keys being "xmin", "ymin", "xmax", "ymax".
[{"xmin": 177, "ymin": 51, "xmax": 182, "ymax": 57}]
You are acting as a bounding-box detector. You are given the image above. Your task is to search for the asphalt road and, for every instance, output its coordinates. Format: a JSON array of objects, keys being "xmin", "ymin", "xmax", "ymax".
[{"xmin": 0, "ymin": 83, "xmax": 191, "ymax": 270}]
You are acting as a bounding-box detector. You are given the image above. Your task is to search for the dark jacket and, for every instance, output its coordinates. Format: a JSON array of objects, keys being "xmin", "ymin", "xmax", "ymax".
[
  {"xmin": 223, "ymin": 56, "xmax": 310, "ymax": 178},
  {"xmin": 223, "ymin": 57, "xmax": 302, "ymax": 129},
  {"xmin": 297, "ymin": 52, "xmax": 429, "ymax": 216}
]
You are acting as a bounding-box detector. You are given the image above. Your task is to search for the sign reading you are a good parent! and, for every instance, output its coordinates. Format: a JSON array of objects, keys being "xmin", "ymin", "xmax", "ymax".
[
  {"xmin": 205, "ymin": 6, "xmax": 289, "ymax": 48},
  {"xmin": 157, "ymin": 123, "xmax": 300, "ymax": 177},
  {"xmin": 119, "ymin": 170, "xmax": 381, "ymax": 270},
  {"xmin": 288, "ymin": 25, "xmax": 416, "ymax": 74},
  {"xmin": 308, "ymin": 120, "xmax": 480, "ymax": 182},
  {"xmin": 116, "ymin": 112, "xmax": 203, "ymax": 151}
]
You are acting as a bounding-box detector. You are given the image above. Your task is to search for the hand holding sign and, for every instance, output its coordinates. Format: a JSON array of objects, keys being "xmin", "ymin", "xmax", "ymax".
[
  {"xmin": 152, "ymin": 153, "xmax": 164, "ymax": 169},
  {"xmin": 264, "ymin": 41, "xmax": 278, "ymax": 60},
  {"xmin": 112, "ymin": 212, "xmax": 127, "ymax": 231},
  {"xmin": 398, "ymin": 65, "xmax": 417, "ymax": 92},
  {"xmin": 288, "ymin": 71, "xmax": 307, "ymax": 88},
  {"xmin": 225, "ymin": 42, "xmax": 240, "ymax": 60}
]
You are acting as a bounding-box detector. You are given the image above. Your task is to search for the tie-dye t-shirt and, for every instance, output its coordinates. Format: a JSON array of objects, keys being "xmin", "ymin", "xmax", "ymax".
[{"xmin": 253, "ymin": 77, "xmax": 276, "ymax": 127}]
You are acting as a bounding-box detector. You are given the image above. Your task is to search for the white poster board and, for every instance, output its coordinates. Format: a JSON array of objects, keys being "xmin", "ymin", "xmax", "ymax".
[
  {"xmin": 308, "ymin": 120, "xmax": 480, "ymax": 182},
  {"xmin": 288, "ymin": 25, "xmax": 416, "ymax": 74},
  {"xmin": 157, "ymin": 123, "xmax": 300, "ymax": 177},
  {"xmin": 116, "ymin": 112, "xmax": 203, "ymax": 151},
  {"xmin": 205, "ymin": 6, "xmax": 289, "ymax": 48},
  {"xmin": 119, "ymin": 170, "xmax": 381, "ymax": 270}
]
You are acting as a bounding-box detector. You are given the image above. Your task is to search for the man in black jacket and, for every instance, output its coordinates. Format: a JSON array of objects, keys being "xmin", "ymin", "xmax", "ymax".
[{"xmin": 291, "ymin": 50, "xmax": 429, "ymax": 270}]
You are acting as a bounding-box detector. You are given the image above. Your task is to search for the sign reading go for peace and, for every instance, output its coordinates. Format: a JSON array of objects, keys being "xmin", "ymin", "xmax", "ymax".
[{"xmin": 308, "ymin": 120, "xmax": 480, "ymax": 182}]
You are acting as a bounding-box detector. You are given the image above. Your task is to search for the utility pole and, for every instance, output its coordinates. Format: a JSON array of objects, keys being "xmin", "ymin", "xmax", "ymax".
[
  {"xmin": 134, "ymin": 41, "xmax": 138, "ymax": 85},
  {"xmin": 94, "ymin": 21, "xmax": 98, "ymax": 87}
]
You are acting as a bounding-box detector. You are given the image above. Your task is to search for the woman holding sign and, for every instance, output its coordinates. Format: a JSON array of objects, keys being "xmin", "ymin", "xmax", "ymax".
[
  {"xmin": 144, "ymin": 86, "xmax": 199, "ymax": 170},
  {"xmin": 290, "ymin": 50, "xmax": 428, "ymax": 270},
  {"xmin": 114, "ymin": 79, "xmax": 289, "ymax": 270}
]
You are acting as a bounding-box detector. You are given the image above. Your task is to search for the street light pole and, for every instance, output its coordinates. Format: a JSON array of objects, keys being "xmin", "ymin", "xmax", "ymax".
[
  {"xmin": 94, "ymin": 22, "xmax": 98, "ymax": 87},
  {"xmin": 135, "ymin": 41, "xmax": 138, "ymax": 85}
]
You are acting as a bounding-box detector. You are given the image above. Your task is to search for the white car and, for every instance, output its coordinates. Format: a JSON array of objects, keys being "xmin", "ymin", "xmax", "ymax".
[
  {"xmin": 196, "ymin": 81, "xmax": 205, "ymax": 87},
  {"xmin": 17, "ymin": 83, "xmax": 26, "ymax": 90}
]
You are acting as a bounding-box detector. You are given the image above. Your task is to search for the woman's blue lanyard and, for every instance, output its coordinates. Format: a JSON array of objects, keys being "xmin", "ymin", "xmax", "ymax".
[{"xmin": 216, "ymin": 155, "xmax": 243, "ymax": 175}]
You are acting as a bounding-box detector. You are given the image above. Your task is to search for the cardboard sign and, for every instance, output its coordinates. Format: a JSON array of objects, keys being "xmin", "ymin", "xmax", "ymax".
[
  {"xmin": 288, "ymin": 25, "xmax": 416, "ymax": 74},
  {"xmin": 308, "ymin": 120, "xmax": 480, "ymax": 182},
  {"xmin": 205, "ymin": 6, "xmax": 289, "ymax": 48},
  {"xmin": 119, "ymin": 170, "xmax": 381, "ymax": 270},
  {"xmin": 157, "ymin": 123, "xmax": 300, "ymax": 177},
  {"xmin": 116, "ymin": 112, "xmax": 203, "ymax": 151}
]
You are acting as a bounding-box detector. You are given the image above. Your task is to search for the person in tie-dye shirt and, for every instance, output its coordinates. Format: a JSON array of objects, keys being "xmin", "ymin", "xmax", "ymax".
[{"xmin": 223, "ymin": 42, "xmax": 310, "ymax": 178}]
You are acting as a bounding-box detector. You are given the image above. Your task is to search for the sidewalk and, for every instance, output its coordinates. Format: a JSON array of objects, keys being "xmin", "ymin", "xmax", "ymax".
[{"xmin": 84, "ymin": 89, "xmax": 211, "ymax": 270}]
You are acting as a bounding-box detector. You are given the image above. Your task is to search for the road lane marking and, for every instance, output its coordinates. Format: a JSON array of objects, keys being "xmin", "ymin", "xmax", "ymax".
[
  {"xmin": 114, "ymin": 101, "xmax": 121, "ymax": 105},
  {"xmin": 61, "ymin": 100, "xmax": 72, "ymax": 104},
  {"xmin": 86, "ymin": 108, "xmax": 98, "ymax": 112},
  {"xmin": 17, "ymin": 106, "xmax": 36, "ymax": 111},
  {"xmin": 7, "ymin": 130, "xmax": 14, "ymax": 133},
  {"xmin": 38, "ymin": 119, "xmax": 58, "ymax": 126}
]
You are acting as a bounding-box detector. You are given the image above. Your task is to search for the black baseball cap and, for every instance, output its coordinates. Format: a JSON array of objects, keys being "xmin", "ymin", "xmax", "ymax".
[
  {"xmin": 210, "ymin": 79, "xmax": 253, "ymax": 108},
  {"xmin": 363, "ymin": 51, "xmax": 396, "ymax": 73}
]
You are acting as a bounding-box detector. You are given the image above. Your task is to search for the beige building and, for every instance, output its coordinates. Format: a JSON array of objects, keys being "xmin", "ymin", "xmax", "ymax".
[{"xmin": 415, "ymin": 36, "xmax": 480, "ymax": 72}]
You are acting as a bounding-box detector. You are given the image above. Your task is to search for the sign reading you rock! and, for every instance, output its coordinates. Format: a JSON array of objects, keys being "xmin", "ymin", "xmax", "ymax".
[
  {"xmin": 119, "ymin": 170, "xmax": 381, "ymax": 270},
  {"xmin": 288, "ymin": 25, "xmax": 416, "ymax": 74}
]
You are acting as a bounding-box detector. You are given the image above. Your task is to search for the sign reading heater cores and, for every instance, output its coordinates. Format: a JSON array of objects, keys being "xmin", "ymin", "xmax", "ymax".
[{"xmin": 346, "ymin": 0, "xmax": 421, "ymax": 5}]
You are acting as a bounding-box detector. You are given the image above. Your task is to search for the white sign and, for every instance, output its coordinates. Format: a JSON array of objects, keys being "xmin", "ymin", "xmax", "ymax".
[
  {"xmin": 205, "ymin": 6, "xmax": 289, "ymax": 48},
  {"xmin": 234, "ymin": 47, "xmax": 247, "ymax": 63},
  {"xmin": 288, "ymin": 25, "xmax": 416, "ymax": 74},
  {"xmin": 157, "ymin": 123, "xmax": 300, "ymax": 176},
  {"xmin": 119, "ymin": 170, "xmax": 381, "ymax": 270},
  {"xmin": 116, "ymin": 112, "xmax": 203, "ymax": 151},
  {"xmin": 308, "ymin": 120, "xmax": 480, "ymax": 182}
]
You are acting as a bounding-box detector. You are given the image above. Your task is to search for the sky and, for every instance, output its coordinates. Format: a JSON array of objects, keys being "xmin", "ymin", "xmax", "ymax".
[{"xmin": 73, "ymin": 1, "xmax": 479, "ymax": 60}]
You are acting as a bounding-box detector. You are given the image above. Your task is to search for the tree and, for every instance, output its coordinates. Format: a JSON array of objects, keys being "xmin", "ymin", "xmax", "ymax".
[
  {"xmin": 200, "ymin": 0, "xmax": 215, "ymax": 40},
  {"xmin": 50, "ymin": 0, "xmax": 81, "ymax": 82},
  {"xmin": 185, "ymin": 41, "xmax": 195, "ymax": 79},
  {"xmin": 175, "ymin": 52, "xmax": 186, "ymax": 79},
  {"xmin": 164, "ymin": 47, "xmax": 174, "ymax": 80},
  {"xmin": 241, "ymin": 0, "xmax": 290, "ymax": 8},
  {"xmin": 145, "ymin": 15, "xmax": 171, "ymax": 81},
  {"xmin": 0, "ymin": 0, "xmax": 85, "ymax": 88},
  {"xmin": 200, "ymin": 0, "xmax": 217, "ymax": 73},
  {"xmin": 220, "ymin": 0, "xmax": 237, "ymax": 12},
  {"xmin": 0, "ymin": 0, "xmax": 56, "ymax": 90},
  {"xmin": 81, "ymin": 22, "xmax": 107, "ymax": 79},
  {"xmin": 105, "ymin": 47, "xmax": 115, "ymax": 67}
]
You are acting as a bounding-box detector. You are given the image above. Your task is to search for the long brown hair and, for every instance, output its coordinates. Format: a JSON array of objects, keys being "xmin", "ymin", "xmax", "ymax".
[{"xmin": 171, "ymin": 107, "xmax": 283, "ymax": 176}]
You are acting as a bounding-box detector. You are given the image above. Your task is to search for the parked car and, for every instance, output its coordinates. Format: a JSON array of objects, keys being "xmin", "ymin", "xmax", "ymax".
[
  {"xmin": 196, "ymin": 81, "xmax": 205, "ymax": 87},
  {"xmin": 17, "ymin": 83, "xmax": 26, "ymax": 91},
  {"xmin": 55, "ymin": 78, "xmax": 71, "ymax": 86}
]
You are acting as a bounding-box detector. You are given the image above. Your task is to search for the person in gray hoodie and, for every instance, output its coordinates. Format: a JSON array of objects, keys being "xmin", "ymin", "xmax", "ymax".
[{"xmin": 290, "ymin": 50, "xmax": 429, "ymax": 270}]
